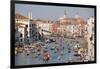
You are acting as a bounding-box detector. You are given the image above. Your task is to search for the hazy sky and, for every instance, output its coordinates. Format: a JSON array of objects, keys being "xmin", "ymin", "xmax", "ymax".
[{"xmin": 15, "ymin": 4, "xmax": 95, "ymax": 21}]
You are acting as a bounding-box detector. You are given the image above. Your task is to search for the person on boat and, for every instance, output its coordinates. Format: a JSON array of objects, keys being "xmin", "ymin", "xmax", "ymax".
[{"xmin": 43, "ymin": 51, "xmax": 50, "ymax": 63}]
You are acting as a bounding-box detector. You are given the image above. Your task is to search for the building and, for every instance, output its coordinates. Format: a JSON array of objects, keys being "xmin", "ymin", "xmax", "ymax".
[
  {"xmin": 50, "ymin": 21, "xmax": 60, "ymax": 34},
  {"xmin": 15, "ymin": 9, "xmax": 89, "ymax": 46},
  {"xmin": 87, "ymin": 16, "xmax": 95, "ymax": 61},
  {"xmin": 15, "ymin": 12, "xmax": 38, "ymax": 46},
  {"xmin": 59, "ymin": 9, "xmax": 86, "ymax": 38},
  {"xmin": 35, "ymin": 19, "xmax": 51, "ymax": 36},
  {"xmin": 15, "ymin": 23, "xmax": 25, "ymax": 46}
]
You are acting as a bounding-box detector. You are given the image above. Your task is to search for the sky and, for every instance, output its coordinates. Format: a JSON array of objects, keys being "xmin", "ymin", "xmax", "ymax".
[{"xmin": 15, "ymin": 4, "xmax": 95, "ymax": 21}]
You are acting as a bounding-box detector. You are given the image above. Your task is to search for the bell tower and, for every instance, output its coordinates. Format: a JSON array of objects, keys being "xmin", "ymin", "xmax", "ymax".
[
  {"xmin": 64, "ymin": 8, "xmax": 67, "ymax": 18},
  {"xmin": 28, "ymin": 11, "xmax": 32, "ymax": 20},
  {"xmin": 28, "ymin": 6, "xmax": 32, "ymax": 20}
]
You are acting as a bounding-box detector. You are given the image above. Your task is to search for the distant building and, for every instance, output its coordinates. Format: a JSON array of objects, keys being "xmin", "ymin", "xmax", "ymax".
[
  {"xmin": 35, "ymin": 19, "xmax": 51, "ymax": 36},
  {"xmin": 59, "ymin": 9, "xmax": 86, "ymax": 38},
  {"xmin": 50, "ymin": 21, "xmax": 60, "ymax": 33}
]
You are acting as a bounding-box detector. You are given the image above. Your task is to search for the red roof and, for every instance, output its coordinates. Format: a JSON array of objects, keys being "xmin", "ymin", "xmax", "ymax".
[{"xmin": 15, "ymin": 13, "xmax": 28, "ymax": 19}]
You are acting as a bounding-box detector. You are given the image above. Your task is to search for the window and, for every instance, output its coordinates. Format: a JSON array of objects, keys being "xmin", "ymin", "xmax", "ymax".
[
  {"xmin": 20, "ymin": 34, "xmax": 22, "ymax": 37},
  {"xmin": 15, "ymin": 38, "xmax": 18, "ymax": 42},
  {"xmin": 26, "ymin": 25, "xmax": 28, "ymax": 27},
  {"xmin": 30, "ymin": 24, "xmax": 31, "ymax": 27},
  {"xmin": 92, "ymin": 27, "xmax": 94, "ymax": 32},
  {"xmin": 20, "ymin": 39, "xmax": 22, "ymax": 42}
]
